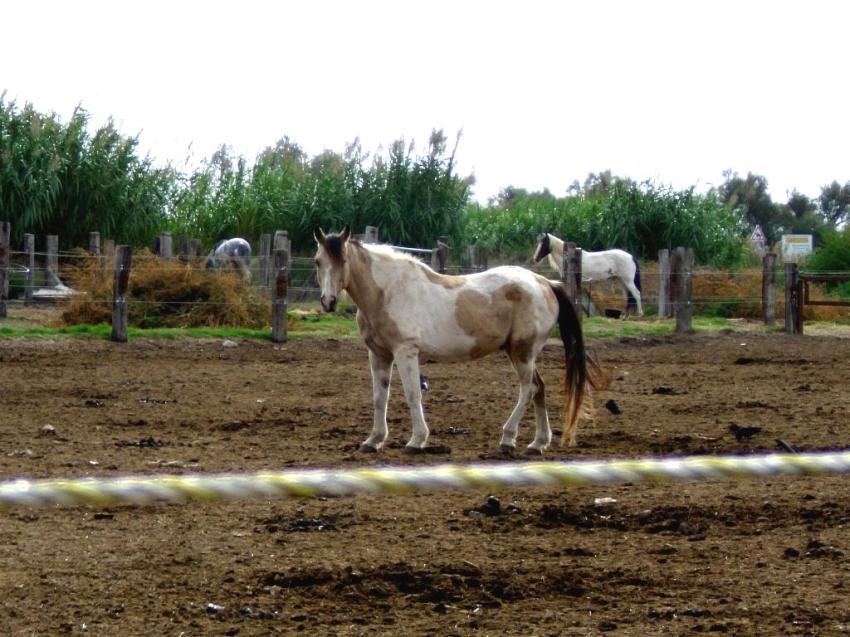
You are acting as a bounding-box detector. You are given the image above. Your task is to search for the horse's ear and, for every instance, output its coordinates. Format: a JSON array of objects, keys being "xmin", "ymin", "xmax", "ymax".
[
  {"xmin": 340, "ymin": 225, "xmax": 351, "ymax": 242},
  {"xmin": 313, "ymin": 227, "xmax": 326, "ymax": 245}
]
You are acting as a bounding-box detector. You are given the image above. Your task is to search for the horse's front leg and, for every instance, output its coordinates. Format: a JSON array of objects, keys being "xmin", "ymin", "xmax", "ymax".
[
  {"xmin": 360, "ymin": 351, "xmax": 394, "ymax": 452},
  {"xmin": 393, "ymin": 345, "xmax": 429, "ymax": 451}
]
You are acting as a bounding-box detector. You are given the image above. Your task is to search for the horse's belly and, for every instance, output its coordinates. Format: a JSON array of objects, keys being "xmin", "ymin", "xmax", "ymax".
[{"xmin": 419, "ymin": 327, "xmax": 504, "ymax": 362}]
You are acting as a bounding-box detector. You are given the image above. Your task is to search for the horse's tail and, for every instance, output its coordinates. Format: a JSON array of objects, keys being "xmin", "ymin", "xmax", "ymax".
[
  {"xmin": 550, "ymin": 282, "xmax": 593, "ymax": 446},
  {"xmin": 626, "ymin": 255, "xmax": 641, "ymax": 311}
]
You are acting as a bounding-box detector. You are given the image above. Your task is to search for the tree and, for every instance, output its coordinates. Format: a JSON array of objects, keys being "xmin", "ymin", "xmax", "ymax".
[
  {"xmin": 718, "ymin": 171, "xmax": 781, "ymax": 244},
  {"xmin": 786, "ymin": 190, "xmax": 817, "ymax": 219},
  {"xmin": 818, "ymin": 180, "xmax": 850, "ymax": 226},
  {"xmin": 777, "ymin": 190, "xmax": 828, "ymax": 243}
]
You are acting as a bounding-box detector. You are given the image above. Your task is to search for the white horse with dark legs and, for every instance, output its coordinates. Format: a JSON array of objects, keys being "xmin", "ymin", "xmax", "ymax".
[
  {"xmin": 532, "ymin": 233, "xmax": 643, "ymax": 317},
  {"xmin": 206, "ymin": 238, "xmax": 252, "ymax": 281},
  {"xmin": 314, "ymin": 226, "xmax": 598, "ymax": 454}
]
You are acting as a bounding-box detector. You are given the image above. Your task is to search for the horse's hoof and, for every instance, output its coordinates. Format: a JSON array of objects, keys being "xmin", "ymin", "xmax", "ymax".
[
  {"xmin": 498, "ymin": 444, "xmax": 517, "ymax": 456},
  {"xmin": 522, "ymin": 446, "xmax": 544, "ymax": 456},
  {"xmin": 402, "ymin": 445, "xmax": 425, "ymax": 455},
  {"xmin": 358, "ymin": 443, "xmax": 380, "ymax": 453}
]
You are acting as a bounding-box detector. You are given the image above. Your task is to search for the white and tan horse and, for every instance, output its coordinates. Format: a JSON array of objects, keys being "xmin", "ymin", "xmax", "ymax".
[
  {"xmin": 532, "ymin": 233, "xmax": 643, "ymax": 317},
  {"xmin": 314, "ymin": 226, "xmax": 595, "ymax": 454}
]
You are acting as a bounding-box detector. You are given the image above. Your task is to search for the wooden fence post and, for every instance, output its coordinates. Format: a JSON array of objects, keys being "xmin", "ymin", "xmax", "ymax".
[
  {"xmin": 189, "ymin": 239, "xmax": 202, "ymax": 261},
  {"xmin": 259, "ymin": 233, "xmax": 271, "ymax": 286},
  {"xmin": 89, "ymin": 232, "xmax": 101, "ymax": 256},
  {"xmin": 431, "ymin": 236, "xmax": 449, "ymax": 274},
  {"xmin": 23, "ymin": 233, "xmax": 35, "ymax": 304},
  {"xmin": 464, "ymin": 245, "xmax": 481, "ymax": 272},
  {"xmin": 658, "ymin": 248, "xmax": 671, "ymax": 318},
  {"xmin": 784, "ymin": 262, "xmax": 801, "ymax": 334},
  {"xmin": 364, "ymin": 226, "xmax": 379, "ymax": 244},
  {"xmin": 46, "ymin": 234, "xmax": 60, "ymax": 286},
  {"xmin": 762, "ymin": 252, "xmax": 777, "ymax": 326},
  {"xmin": 671, "ymin": 246, "xmax": 694, "ymax": 333},
  {"xmin": 103, "ymin": 239, "xmax": 115, "ymax": 278},
  {"xmin": 273, "ymin": 231, "xmax": 291, "ymax": 284},
  {"xmin": 157, "ymin": 232, "xmax": 173, "ymax": 260},
  {"xmin": 562, "ymin": 242, "xmax": 584, "ymax": 323},
  {"xmin": 0, "ymin": 221, "xmax": 10, "ymax": 318},
  {"xmin": 111, "ymin": 245, "xmax": 132, "ymax": 343},
  {"xmin": 271, "ymin": 248, "xmax": 288, "ymax": 343},
  {"xmin": 177, "ymin": 235, "xmax": 190, "ymax": 262}
]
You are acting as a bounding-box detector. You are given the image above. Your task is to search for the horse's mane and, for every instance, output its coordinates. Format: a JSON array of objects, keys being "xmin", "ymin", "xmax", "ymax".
[
  {"xmin": 358, "ymin": 242, "xmax": 426, "ymax": 266},
  {"xmin": 546, "ymin": 233, "xmax": 565, "ymax": 249}
]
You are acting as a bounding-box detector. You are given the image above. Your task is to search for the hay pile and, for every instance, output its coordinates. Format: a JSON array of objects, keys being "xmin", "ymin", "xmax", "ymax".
[{"xmin": 60, "ymin": 250, "xmax": 271, "ymax": 328}]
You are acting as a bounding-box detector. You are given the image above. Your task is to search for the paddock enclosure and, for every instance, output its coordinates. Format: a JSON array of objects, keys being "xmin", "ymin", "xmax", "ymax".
[{"xmin": 1, "ymin": 329, "xmax": 850, "ymax": 635}]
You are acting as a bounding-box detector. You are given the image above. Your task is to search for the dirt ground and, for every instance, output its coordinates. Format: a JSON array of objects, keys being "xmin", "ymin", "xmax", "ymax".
[{"xmin": 1, "ymin": 314, "xmax": 850, "ymax": 636}]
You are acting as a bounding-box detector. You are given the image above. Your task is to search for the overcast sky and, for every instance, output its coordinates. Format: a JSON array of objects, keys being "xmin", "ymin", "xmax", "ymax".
[{"xmin": 2, "ymin": 0, "xmax": 848, "ymax": 204}]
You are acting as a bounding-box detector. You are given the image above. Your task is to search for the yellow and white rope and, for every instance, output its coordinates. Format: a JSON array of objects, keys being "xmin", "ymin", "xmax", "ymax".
[{"xmin": 2, "ymin": 451, "xmax": 849, "ymax": 510}]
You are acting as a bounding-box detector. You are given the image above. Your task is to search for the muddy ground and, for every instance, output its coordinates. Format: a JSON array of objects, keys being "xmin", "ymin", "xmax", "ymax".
[{"xmin": 1, "ymin": 320, "xmax": 850, "ymax": 636}]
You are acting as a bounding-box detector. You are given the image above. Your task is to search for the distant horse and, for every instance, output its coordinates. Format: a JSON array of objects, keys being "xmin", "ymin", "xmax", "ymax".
[
  {"xmin": 313, "ymin": 226, "xmax": 597, "ymax": 454},
  {"xmin": 206, "ymin": 238, "xmax": 252, "ymax": 281},
  {"xmin": 532, "ymin": 233, "xmax": 643, "ymax": 317}
]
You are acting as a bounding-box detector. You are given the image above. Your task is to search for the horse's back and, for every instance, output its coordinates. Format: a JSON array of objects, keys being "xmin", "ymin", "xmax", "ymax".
[
  {"xmin": 583, "ymin": 248, "xmax": 637, "ymax": 280},
  {"xmin": 411, "ymin": 265, "xmax": 558, "ymax": 361},
  {"xmin": 220, "ymin": 238, "xmax": 251, "ymax": 257}
]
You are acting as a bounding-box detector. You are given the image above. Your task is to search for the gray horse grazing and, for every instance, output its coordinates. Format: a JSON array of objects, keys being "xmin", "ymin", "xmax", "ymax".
[{"xmin": 206, "ymin": 238, "xmax": 252, "ymax": 281}]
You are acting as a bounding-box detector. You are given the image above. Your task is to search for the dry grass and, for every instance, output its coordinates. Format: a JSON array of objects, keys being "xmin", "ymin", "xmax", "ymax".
[{"xmin": 60, "ymin": 250, "xmax": 271, "ymax": 328}]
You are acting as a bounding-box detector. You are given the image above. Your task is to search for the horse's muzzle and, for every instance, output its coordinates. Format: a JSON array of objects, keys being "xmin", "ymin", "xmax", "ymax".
[{"xmin": 321, "ymin": 296, "xmax": 337, "ymax": 312}]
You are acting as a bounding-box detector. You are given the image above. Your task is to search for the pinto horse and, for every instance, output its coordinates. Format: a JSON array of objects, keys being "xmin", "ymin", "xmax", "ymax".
[
  {"xmin": 205, "ymin": 238, "xmax": 252, "ymax": 281},
  {"xmin": 532, "ymin": 233, "xmax": 643, "ymax": 317},
  {"xmin": 313, "ymin": 226, "xmax": 595, "ymax": 454}
]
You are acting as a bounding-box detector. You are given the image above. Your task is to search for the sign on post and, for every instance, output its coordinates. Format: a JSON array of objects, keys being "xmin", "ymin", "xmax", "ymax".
[{"xmin": 781, "ymin": 235, "xmax": 813, "ymax": 263}]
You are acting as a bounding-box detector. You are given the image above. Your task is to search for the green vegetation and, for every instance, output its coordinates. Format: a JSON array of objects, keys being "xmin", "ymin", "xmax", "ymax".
[
  {"xmin": 802, "ymin": 226, "xmax": 850, "ymax": 299},
  {"xmin": 0, "ymin": 312, "xmax": 356, "ymax": 340},
  {"xmin": 1, "ymin": 97, "xmax": 847, "ymax": 269},
  {"xmin": 465, "ymin": 177, "xmax": 745, "ymax": 266},
  {"xmin": 167, "ymin": 133, "xmax": 471, "ymax": 250},
  {"xmin": 0, "ymin": 99, "xmax": 171, "ymax": 248},
  {"xmin": 0, "ymin": 314, "xmax": 777, "ymax": 342}
]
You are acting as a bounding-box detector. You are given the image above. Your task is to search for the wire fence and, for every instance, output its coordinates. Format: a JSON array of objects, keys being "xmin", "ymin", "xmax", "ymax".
[{"xmin": 3, "ymin": 244, "xmax": 849, "ymax": 317}]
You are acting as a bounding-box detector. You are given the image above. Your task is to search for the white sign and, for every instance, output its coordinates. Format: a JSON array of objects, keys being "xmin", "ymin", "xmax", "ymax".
[
  {"xmin": 750, "ymin": 225, "xmax": 767, "ymax": 255},
  {"xmin": 781, "ymin": 234, "xmax": 813, "ymax": 262}
]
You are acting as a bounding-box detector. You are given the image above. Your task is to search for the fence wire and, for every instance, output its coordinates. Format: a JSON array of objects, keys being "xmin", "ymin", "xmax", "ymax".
[{"xmin": 3, "ymin": 246, "xmax": 849, "ymax": 313}]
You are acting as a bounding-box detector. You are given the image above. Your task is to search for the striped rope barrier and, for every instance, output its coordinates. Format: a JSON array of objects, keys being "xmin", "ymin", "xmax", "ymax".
[{"xmin": 2, "ymin": 451, "xmax": 849, "ymax": 511}]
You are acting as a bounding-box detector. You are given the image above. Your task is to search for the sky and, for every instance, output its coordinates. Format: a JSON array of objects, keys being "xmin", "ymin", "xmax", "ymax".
[{"xmin": 2, "ymin": 0, "xmax": 848, "ymax": 204}]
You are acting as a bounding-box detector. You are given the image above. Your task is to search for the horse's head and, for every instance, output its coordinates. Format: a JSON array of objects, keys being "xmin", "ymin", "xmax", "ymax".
[
  {"xmin": 313, "ymin": 225, "xmax": 350, "ymax": 312},
  {"xmin": 532, "ymin": 233, "xmax": 551, "ymax": 263}
]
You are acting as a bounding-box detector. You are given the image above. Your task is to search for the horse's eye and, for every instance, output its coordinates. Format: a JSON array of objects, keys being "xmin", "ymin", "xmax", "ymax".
[{"xmin": 314, "ymin": 259, "xmax": 320, "ymax": 267}]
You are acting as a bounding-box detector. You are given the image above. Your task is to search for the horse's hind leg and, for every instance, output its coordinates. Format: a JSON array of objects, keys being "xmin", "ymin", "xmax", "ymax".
[
  {"xmin": 527, "ymin": 368, "xmax": 552, "ymax": 454},
  {"xmin": 621, "ymin": 280, "xmax": 643, "ymax": 318},
  {"xmin": 360, "ymin": 351, "xmax": 394, "ymax": 452},
  {"xmin": 499, "ymin": 353, "xmax": 537, "ymax": 454}
]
